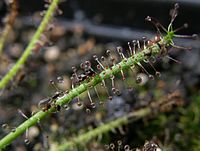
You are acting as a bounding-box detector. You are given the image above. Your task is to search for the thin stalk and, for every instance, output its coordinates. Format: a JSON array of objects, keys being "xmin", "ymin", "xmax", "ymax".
[
  {"xmin": 0, "ymin": 45, "xmax": 160, "ymax": 149},
  {"xmin": 55, "ymin": 107, "xmax": 151, "ymax": 151},
  {"xmin": 0, "ymin": 0, "xmax": 60, "ymax": 89}
]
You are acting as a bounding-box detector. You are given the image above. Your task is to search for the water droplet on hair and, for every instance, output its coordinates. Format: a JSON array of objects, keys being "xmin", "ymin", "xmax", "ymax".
[
  {"xmin": 11, "ymin": 128, "xmax": 16, "ymax": 132},
  {"xmin": 86, "ymin": 108, "xmax": 91, "ymax": 114},
  {"xmin": 77, "ymin": 101, "xmax": 83, "ymax": 107},
  {"xmin": 156, "ymin": 71, "xmax": 161, "ymax": 77},
  {"xmin": 49, "ymin": 79, "xmax": 55, "ymax": 85},
  {"xmin": 117, "ymin": 140, "xmax": 122, "ymax": 146},
  {"xmin": 104, "ymin": 144, "xmax": 110, "ymax": 150},
  {"xmin": 143, "ymin": 59, "xmax": 149, "ymax": 63},
  {"xmin": 149, "ymin": 75, "xmax": 154, "ymax": 80},
  {"xmin": 110, "ymin": 143, "xmax": 115, "ymax": 149},
  {"xmin": 90, "ymin": 103, "xmax": 96, "ymax": 109},
  {"xmin": 2, "ymin": 124, "xmax": 8, "ymax": 129},
  {"xmin": 112, "ymin": 88, "xmax": 116, "ymax": 93},
  {"xmin": 115, "ymin": 89, "xmax": 121, "ymax": 96},
  {"xmin": 108, "ymin": 96, "xmax": 113, "ymax": 101},
  {"xmin": 24, "ymin": 139, "xmax": 30, "ymax": 145},
  {"xmin": 192, "ymin": 34, "xmax": 198, "ymax": 39},
  {"xmin": 57, "ymin": 76, "xmax": 64, "ymax": 83},
  {"xmin": 101, "ymin": 56, "xmax": 105, "ymax": 61},
  {"xmin": 124, "ymin": 145, "xmax": 130, "ymax": 151},
  {"xmin": 64, "ymin": 104, "xmax": 70, "ymax": 110}
]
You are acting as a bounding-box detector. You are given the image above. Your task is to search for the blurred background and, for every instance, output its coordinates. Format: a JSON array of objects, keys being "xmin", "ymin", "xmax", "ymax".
[{"xmin": 0, "ymin": 0, "xmax": 200, "ymax": 150}]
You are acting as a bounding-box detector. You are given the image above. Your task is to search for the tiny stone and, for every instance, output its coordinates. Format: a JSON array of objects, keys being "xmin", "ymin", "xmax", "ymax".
[{"xmin": 44, "ymin": 46, "xmax": 60, "ymax": 62}]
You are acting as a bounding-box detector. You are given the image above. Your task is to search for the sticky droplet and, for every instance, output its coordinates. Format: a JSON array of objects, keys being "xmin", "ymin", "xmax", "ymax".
[
  {"xmin": 77, "ymin": 101, "xmax": 83, "ymax": 107},
  {"xmin": 124, "ymin": 145, "xmax": 130, "ymax": 151},
  {"xmin": 156, "ymin": 71, "xmax": 161, "ymax": 77},
  {"xmin": 86, "ymin": 108, "xmax": 91, "ymax": 114},
  {"xmin": 64, "ymin": 104, "xmax": 70, "ymax": 110},
  {"xmin": 90, "ymin": 102, "xmax": 96, "ymax": 109},
  {"xmin": 11, "ymin": 128, "xmax": 16, "ymax": 132},
  {"xmin": 24, "ymin": 139, "xmax": 30, "ymax": 145},
  {"xmin": 149, "ymin": 75, "xmax": 154, "ymax": 80},
  {"xmin": 2, "ymin": 124, "xmax": 8, "ymax": 129},
  {"xmin": 117, "ymin": 140, "xmax": 122, "ymax": 146},
  {"xmin": 110, "ymin": 143, "xmax": 115, "ymax": 149},
  {"xmin": 57, "ymin": 76, "xmax": 64, "ymax": 83},
  {"xmin": 136, "ymin": 76, "xmax": 142, "ymax": 84}
]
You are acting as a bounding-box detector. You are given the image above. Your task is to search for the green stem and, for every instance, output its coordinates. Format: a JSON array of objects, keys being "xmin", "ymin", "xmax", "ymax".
[
  {"xmin": 0, "ymin": 44, "xmax": 161, "ymax": 149},
  {"xmin": 0, "ymin": 0, "xmax": 60, "ymax": 89},
  {"xmin": 56, "ymin": 107, "xmax": 151, "ymax": 151}
]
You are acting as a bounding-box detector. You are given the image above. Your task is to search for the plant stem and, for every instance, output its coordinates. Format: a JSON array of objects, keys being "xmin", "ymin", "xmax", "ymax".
[
  {"xmin": 0, "ymin": 0, "xmax": 60, "ymax": 89},
  {"xmin": 0, "ymin": 44, "xmax": 160, "ymax": 149},
  {"xmin": 55, "ymin": 107, "xmax": 151, "ymax": 151}
]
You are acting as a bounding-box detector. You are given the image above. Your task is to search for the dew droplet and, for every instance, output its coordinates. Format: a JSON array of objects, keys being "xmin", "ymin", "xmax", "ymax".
[{"xmin": 24, "ymin": 139, "xmax": 30, "ymax": 145}]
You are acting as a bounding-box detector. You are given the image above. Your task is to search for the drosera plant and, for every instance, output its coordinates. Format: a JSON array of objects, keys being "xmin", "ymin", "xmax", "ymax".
[
  {"xmin": 55, "ymin": 106, "xmax": 151, "ymax": 151},
  {"xmin": 0, "ymin": 0, "xmax": 61, "ymax": 90},
  {"xmin": 53, "ymin": 89, "xmax": 183, "ymax": 151},
  {"xmin": 0, "ymin": 3, "xmax": 197, "ymax": 150}
]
